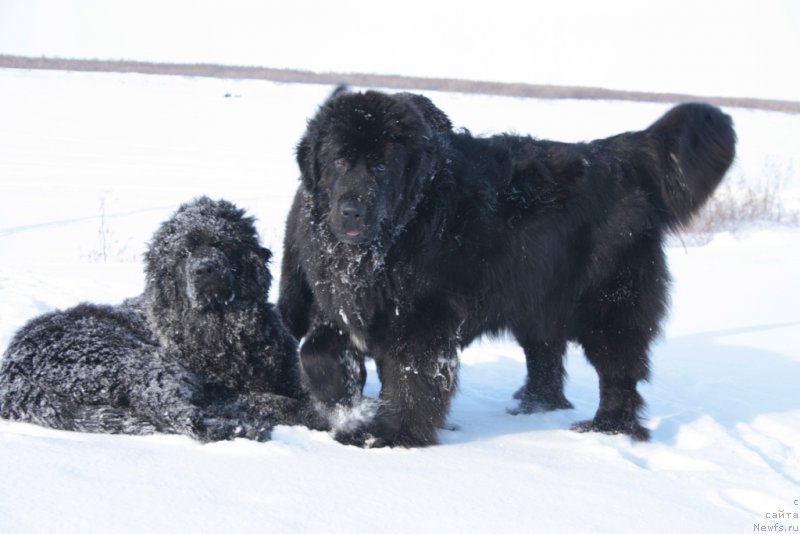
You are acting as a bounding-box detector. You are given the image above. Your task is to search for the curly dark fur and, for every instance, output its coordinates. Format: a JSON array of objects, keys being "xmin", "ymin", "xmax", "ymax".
[
  {"xmin": 0, "ymin": 197, "xmax": 325, "ymax": 441},
  {"xmin": 279, "ymin": 90, "xmax": 736, "ymax": 447}
]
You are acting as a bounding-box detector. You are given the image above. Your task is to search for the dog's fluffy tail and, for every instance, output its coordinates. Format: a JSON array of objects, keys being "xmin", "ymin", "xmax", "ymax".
[{"xmin": 645, "ymin": 103, "xmax": 736, "ymax": 230}]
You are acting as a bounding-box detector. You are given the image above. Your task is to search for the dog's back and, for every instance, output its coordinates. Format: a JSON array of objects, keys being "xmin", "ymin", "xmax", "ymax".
[{"xmin": 0, "ymin": 302, "xmax": 162, "ymax": 434}]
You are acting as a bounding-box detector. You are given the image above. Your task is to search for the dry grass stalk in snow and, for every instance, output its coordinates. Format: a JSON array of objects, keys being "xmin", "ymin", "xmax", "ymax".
[{"xmin": 683, "ymin": 163, "xmax": 798, "ymax": 236}]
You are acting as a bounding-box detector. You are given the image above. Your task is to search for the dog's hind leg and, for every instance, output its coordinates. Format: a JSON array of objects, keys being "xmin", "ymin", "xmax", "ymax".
[
  {"xmin": 122, "ymin": 356, "xmax": 271, "ymax": 442},
  {"xmin": 571, "ymin": 334, "xmax": 651, "ymax": 441},
  {"xmin": 572, "ymin": 244, "xmax": 668, "ymax": 441},
  {"xmin": 66, "ymin": 406, "xmax": 158, "ymax": 435},
  {"xmin": 509, "ymin": 331, "xmax": 573, "ymax": 414}
]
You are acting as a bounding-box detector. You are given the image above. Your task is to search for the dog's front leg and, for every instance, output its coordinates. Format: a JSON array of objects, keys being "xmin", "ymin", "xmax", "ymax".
[
  {"xmin": 336, "ymin": 322, "xmax": 460, "ymax": 448},
  {"xmin": 299, "ymin": 322, "xmax": 367, "ymax": 408}
]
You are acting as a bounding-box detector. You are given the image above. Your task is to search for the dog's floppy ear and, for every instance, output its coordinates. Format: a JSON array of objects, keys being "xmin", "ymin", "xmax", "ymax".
[
  {"xmin": 297, "ymin": 86, "xmax": 350, "ymax": 191},
  {"xmin": 329, "ymin": 84, "xmax": 349, "ymax": 99},
  {"xmin": 296, "ymin": 128, "xmax": 319, "ymax": 192},
  {"xmin": 401, "ymin": 93, "xmax": 453, "ymax": 134},
  {"xmin": 244, "ymin": 245, "xmax": 273, "ymax": 294},
  {"xmin": 259, "ymin": 246, "xmax": 272, "ymax": 263}
]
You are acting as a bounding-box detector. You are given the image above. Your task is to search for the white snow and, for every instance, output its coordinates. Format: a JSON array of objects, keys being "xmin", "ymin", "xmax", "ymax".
[{"xmin": 2, "ymin": 4, "xmax": 800, "ymax": 533}]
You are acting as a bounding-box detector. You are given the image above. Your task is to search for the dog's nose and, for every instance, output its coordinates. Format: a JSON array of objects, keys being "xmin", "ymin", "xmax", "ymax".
[
  {"xmin": 192, "ymin": 259, "xmax": 220, "ymax": 278},
  {"xmin": 339, "ymin": 200, "xmax": 365, "ymax": 222}
]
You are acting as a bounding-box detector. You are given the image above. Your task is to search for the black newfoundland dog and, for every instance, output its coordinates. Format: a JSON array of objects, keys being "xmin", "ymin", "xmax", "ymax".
[
  {"xmin": 279, "ymin": 90, "xmax": 736, "ymax": 447},
  {"xmin": 0, "ymin": 197, "xmax": 323, "ymax": 441}
]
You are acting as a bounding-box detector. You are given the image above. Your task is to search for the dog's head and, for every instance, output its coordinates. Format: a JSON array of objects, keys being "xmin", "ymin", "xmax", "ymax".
[
  {"xmin": 144, "ymin": 197, "xmax": 272, "ymax": 313},
  {"xmin": 296, "ymin": 90, "xmax": 451, "ymax": 245}
]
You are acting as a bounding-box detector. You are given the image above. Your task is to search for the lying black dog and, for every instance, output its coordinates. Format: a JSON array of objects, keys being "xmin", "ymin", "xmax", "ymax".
[
  {"xmin": 0, "ymin": 197, "xmax": 324, "ymax": 441},
  {"xmin": 280, "ymin": 90, "xmax": 736, "ymax": 446}
]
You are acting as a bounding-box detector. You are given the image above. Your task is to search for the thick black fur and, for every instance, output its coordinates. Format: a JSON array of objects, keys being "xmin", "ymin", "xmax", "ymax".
[
  {"xmin": 0, "ymin": 197, "xmax": 325, "ymax": 441},
  {"xmin": 279, "ymin": 90, "xmax": 736, "ymax": 447}
]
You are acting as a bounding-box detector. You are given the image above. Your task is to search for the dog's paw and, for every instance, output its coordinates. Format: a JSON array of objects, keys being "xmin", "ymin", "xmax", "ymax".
[
  {"xmin": 334, "ymin": 427, "xmax": 386, "ymax": 448},
  {"xmin": 192, "ymin": 416, "xmax": 271, "ymax": 443},
  {"xmin": 509, "ymin": 387, "xmax": 574, "ymax": 414},
  {"xmin": 570, "ymin": 417, "xmax": 650, "ymax": 442},
  {"xmin": 234, "ymin": 420, "xmax": 273, "ymax": 442}
]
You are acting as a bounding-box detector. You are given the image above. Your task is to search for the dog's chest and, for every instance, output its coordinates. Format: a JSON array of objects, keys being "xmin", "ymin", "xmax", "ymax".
[{"xmin": 307, "ymin": 245, "xmax": 391, "ymax": 331}]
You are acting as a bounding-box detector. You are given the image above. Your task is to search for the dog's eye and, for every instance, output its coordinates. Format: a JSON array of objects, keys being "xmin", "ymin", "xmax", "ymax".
[
  {"xmin": 373, "ymin": 163, "xmax": 387, "ymax": 174},
  {"xmin": 334, "ymin": 158, "xmax": 348, "ymax": 172}
]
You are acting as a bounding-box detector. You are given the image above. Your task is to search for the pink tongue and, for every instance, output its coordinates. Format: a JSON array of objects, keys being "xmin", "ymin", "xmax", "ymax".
[{"xmin": 346, "ymin": 229, "xmax": 361, "ymax": 237}]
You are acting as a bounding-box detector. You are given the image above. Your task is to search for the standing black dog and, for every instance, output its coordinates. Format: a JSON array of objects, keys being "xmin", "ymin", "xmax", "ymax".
[
  {"xmin": 279, "ymin": 90, "xmax": 736, "ymax": 447},
  {"xmin": 0, "ymin": 197, "xmax": 324, "ymax": 441}
]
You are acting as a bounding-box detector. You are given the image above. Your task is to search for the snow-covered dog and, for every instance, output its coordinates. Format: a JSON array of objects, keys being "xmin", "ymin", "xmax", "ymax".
[{"xmin": 0, "ymin": 197, "xmax": 324, "ymax": 441}]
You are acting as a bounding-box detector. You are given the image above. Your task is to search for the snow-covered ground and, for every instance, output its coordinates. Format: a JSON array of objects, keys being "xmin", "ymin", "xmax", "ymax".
[{"xmin": 2, "ymin": 2, "xmax": 800, "ymax": 531}]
